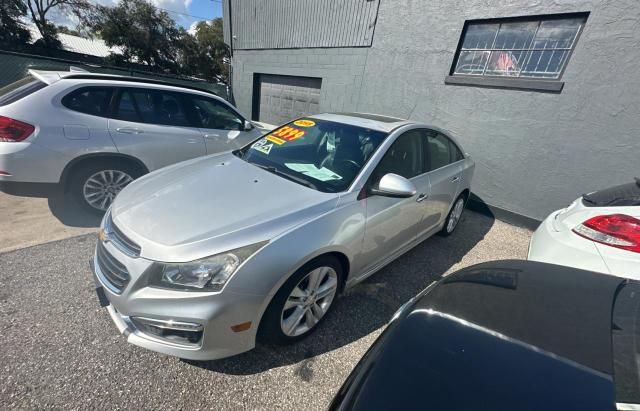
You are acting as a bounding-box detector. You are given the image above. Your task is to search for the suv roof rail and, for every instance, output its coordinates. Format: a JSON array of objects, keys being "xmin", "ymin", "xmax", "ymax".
[{"xmin": 62, "ymin": 74, "xmax": 220, "ymax": 97}]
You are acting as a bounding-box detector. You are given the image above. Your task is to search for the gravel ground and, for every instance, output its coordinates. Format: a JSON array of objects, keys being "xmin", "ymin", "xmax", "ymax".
[{"xmin": 0, "ymin": 211, "xmax": 531, "ymax": 410}]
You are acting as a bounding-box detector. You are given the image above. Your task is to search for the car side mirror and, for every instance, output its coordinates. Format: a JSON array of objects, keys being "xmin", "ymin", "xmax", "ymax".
[
  {"xmin": 243, "ymin": 120, "xmax": 254, "ymax": 131},
  {"xmin": 370, "ymin": 173, "xmax": 417, "ymax": 198}
]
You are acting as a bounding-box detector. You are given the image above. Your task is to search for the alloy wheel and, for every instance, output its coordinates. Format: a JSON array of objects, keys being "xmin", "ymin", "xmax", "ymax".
[
  {"xmin": 83, "ymin": 170, "xmax": 133, "ymax": 211},
  {"xmin": 447, "ymin": 198, "xmax": 465, "ymax": 233},
  {"xmin": 280, "ymin": 266, "xmax": 338, "ymax": 337}
]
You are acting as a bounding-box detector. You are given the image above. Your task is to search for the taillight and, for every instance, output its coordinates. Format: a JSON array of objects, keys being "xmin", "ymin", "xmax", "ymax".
[
  {"xmin": 0, "ymin": 115, "xmax": 35, "ymax": 142},
  {"xmin": 573, "ymin": 214, "xmax": 640, "ymax": 253}
]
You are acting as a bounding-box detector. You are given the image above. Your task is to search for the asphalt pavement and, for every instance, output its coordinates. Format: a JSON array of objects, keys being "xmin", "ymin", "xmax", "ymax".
[{"xmin": 0, "ymin": 210, "xmax": 531, "ymax": 410}]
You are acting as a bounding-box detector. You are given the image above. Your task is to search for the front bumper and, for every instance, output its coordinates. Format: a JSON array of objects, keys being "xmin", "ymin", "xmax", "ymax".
[
  {"xmin": 90, "ymin": 242, "xmax": 268, "ymax": 361},
  {"xmin": 527, "ymin": 210, "xmax": 611, "ymax": 275}
]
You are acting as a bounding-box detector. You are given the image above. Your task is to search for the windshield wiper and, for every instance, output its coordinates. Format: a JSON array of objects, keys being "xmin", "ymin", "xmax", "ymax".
[{"xmin": 250, "ymin": 163, "xmax": 319, "ymax": 190}]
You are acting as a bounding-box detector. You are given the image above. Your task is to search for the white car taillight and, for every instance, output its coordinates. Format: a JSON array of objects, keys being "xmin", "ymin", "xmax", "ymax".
[
  {"xmin": 573, "ymin": 214, "xmax": 640, "ymax": 253},
  {"xmin": 0, "ymin": 115, "xmax": 34, "ymax": 142}
]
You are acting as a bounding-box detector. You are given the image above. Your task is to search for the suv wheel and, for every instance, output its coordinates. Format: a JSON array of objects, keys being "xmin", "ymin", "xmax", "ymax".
[
  {"xmin": 70, "ymin": 161, "xmax": 142, "ymax": 213},
  {"xmin": 259, "ymin": 256, "xmax": 342, "ymax": 345}
]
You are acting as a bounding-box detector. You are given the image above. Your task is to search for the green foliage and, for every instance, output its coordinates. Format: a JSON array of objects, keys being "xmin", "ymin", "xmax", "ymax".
[
  {"xmin": 191, "ymin": 18, "xmax": 229, "ymax": 81},
  {"xmin": 25, "ymin": 0, "xmax": 92, "ymax": 49},
  {"xmin": 91, "ymin": 0, "xmax": 229, "ymax": 82},
  {"xmin": 92, "ymin": 0, "xmax": 183, "ymax": 72},
  {"xmin": 0, "ymin": 0, "xmax": 32, "ymax": 47}
]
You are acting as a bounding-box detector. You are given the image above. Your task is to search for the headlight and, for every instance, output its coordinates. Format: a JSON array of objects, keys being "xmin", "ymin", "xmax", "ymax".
[{"xmin": 152, "ymin": 242, "xmax": 267, "ymax": 291}]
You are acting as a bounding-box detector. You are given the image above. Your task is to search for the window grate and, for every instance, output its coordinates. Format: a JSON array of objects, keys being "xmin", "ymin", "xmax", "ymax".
[{"xmin": 451, "ymin": 13, "xmax": 588, "ymax": 80}]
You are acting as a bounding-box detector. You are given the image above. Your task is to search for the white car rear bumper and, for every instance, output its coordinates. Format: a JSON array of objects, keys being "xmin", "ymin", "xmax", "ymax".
[{"xmin": 528, "ymin": 210, "xmax": 611, "ymax": 275}]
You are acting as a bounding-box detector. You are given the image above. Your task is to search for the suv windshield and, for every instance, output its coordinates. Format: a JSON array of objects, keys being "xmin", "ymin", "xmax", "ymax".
[{"xmin": 236, "ymin": 118, "xmax": 388, "ymax": 192}]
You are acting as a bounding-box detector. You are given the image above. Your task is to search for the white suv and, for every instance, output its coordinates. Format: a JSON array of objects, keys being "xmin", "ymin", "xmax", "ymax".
[{"xmin": 0, "ymin": 70, "xmax": 272, "ymax": 212}]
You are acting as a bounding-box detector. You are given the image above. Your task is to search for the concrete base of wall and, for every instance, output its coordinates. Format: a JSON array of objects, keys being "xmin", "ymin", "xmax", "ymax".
[{"xmin": 467, "ymin": 193, "xmax": 541, "ymax": 231}]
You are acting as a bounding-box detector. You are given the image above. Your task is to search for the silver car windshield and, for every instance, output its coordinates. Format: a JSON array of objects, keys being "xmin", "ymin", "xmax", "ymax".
[{"xmin": 236, "ymin": 118, "xmax": 388, "ymax": 192}]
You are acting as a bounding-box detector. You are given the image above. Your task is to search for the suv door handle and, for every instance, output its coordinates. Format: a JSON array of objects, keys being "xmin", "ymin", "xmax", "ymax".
[
  {"xmin": 416, "ymin": 193, "xmax": 428, "ymax": 202},
  {"xmin": 204, "ymin": 133, "xmax": 221, "ymax": 138},
  {"xmin": 116, "ymin": 127, "xmax": 143, "ymax": 134},
  {"xmin": 451, "ymin": 176, "xmax": 460, "ymax": 183}
]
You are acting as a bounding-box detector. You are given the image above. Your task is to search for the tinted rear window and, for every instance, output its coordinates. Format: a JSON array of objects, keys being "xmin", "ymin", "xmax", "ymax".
[
  {"xmin": 0, "ymin": 76, "xmax": 47, "ymax": 106},
  {"xmin": 62, "ymin": 87, "xmax": 113, "ymax": 117},
  {"xmin": 582, "ymin": 179, "xmax": 640, "ymax": 207}
]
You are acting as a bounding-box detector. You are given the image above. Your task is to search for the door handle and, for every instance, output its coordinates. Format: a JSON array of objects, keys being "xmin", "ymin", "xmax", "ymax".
[
  {"xmin": 204, "ymin": 133, "xmax": 221, "ymax": 138},
  {"xmin": 416, "ymin": 193, "xmax": 428, "ymax": 202},
  {"xmin": 116, "ymin": 127, "xmax": 143, "ymax": 134},
  {"xmin": 451, "ymin": 176, "xmax": 460, "ymax": 183}
]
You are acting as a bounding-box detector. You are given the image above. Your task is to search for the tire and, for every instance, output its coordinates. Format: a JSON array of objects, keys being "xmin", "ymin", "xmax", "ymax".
[
  {"xmin": 258, "ymin": 255, "xmax": 343, "ymax": 345},
  {"xmin": 439, "ymin": 193, "xmax": 467, "ymax": 237},
  {"xmin": 69, "ymin": 160, "xmax": 143, "ymax": 214}
]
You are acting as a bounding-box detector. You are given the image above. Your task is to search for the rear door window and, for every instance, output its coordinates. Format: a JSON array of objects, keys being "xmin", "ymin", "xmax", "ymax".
[
  {"xmin": 114, "ymin": 90, "xmax": 140, "ymax": 122},
  {"xmin": 62, "ymin": 87, "xmax": 113, "ymax": 117},
  {"xmin": 130, "ymin": 89, "xmax": 190, "ymax": 127},
  {"xmin": 425, "ymin": 131, "xmax": 454, "ymax": 171},
  {"xmin": 0, "ymin": 76, "xmax": 47, "ymax": 106}
]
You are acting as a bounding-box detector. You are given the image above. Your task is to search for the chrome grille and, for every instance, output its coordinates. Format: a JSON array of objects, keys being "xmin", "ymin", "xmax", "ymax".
[
  {"xmin": 96, "ymin": 241, "xmax": 130, "ymax": 293},
  {"xmin": 105, "ymin": 212, "xmax": 141, "ymax": 257}
]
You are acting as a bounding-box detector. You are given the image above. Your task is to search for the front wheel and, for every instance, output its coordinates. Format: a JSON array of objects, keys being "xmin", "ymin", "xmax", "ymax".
[
  {"xmin": 258, "ymin": 256, "xmax": 342, "ymax": 345},
  {"xmin": 440, "ymin": 194, "xmax": 466, "ymax": 236}
]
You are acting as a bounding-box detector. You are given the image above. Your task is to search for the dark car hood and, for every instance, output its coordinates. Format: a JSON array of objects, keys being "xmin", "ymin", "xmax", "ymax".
[{"xmin": 330, "ymin": 261, "xmax": 625, "ymax": 411}]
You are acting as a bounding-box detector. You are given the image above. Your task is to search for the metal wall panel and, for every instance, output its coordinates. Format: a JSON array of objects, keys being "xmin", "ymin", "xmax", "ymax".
[{"xmin": 229, "ymin": 0, "xmax": 380, "ymax": 49}]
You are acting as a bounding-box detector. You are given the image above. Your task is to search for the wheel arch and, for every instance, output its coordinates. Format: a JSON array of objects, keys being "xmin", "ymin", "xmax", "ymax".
[
  {"xmin": 254, "ymin": 249, "xmax": 351, "ymax": 342},
  {"xmin": 60, "ymin": 153, "xmax": 149, "ymax": 191}
]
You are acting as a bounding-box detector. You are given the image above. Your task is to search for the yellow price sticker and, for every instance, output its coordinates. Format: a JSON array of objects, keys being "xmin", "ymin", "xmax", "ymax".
[
  {"xmin": 293, "ymin": 119, "xmax": 316, "ymax": 128},
  {"xmin": 266, "ymin": 135, "xmax": 285, "ymax": 145}
]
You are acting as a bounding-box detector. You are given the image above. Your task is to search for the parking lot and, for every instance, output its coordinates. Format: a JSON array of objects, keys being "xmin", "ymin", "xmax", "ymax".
[{"xmin": 0, "ymin": 192, "xmax": 531, "ymax": 410}]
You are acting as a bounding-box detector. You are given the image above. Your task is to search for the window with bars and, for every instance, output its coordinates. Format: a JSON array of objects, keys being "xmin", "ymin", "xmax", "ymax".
[{"xmin": 448, "ymin": 13, "xmax": 588, "ymax": 90}]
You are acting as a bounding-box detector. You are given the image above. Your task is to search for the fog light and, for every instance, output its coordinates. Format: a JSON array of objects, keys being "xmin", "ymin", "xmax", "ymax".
[{"xmin": 131, "ymin": 317, "xmax": 203, "ymax": 346}]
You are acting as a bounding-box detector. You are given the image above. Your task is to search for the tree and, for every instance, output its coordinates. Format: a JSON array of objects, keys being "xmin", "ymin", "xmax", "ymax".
[
  {"xmin": 25, "ymin": 0, "xmax": 92, "ymax": 49},
  {"xmin": 191, "ymin": 18, "xmax": 229, "ymax": 81},
  {"xmin": 0, "ymin": 0, "xmax": 31, "ymax": 48},
  {"xmin": 91, "ymin": 0, "xmax": 183, "ymax": 72},
  {"xmin": 57, "ymin": 25, "xmax": 83, "ymax": 37}
]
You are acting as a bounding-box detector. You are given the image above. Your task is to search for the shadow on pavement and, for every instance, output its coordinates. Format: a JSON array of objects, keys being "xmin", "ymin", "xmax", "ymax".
[
  {"xmin": 186, "ymin": 208, "xmax": 496, "ymax": 375},
  {"xmin": 0, "ymin": 182, "xmax": 101, "ymax": 228}
]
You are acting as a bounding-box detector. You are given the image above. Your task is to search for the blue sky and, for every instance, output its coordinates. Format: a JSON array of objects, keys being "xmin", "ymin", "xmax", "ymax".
[
  {"xmin": 49, "ymin": 0, "xmax": 223, "ymax": 31},
  {"xmin": 166, "ymin": 0, "xmax": 223, "ymax": 30}
]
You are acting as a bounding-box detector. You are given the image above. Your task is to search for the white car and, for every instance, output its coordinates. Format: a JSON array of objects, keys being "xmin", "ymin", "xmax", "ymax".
[
  {"xmin": 528, "ymin": 179, "xmax": 640, "ymax": 280},
  {"xmin": 0, "ymin": 69, "xmax": 272, "ymax": 212}
]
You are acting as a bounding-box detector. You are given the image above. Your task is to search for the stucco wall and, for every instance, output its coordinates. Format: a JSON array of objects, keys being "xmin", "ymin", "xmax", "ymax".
[{"xmin": 230, "ymin": 0, "xmax": 640, "ymax": 221}]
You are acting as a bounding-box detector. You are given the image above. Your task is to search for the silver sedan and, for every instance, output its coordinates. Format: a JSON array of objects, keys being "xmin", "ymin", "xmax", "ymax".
[{"xmin": 92, "ymin": 113, "xmax": 475, "ymax": 360}]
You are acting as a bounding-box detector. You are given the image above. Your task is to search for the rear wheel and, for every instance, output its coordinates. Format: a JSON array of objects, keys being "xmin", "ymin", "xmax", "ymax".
[
  {"xmin": 69, "ymin": 161, "xmax": 143, "ymax": 213},
  {"xmin": 440, "ymin": 194, "xmax": 467, "ymax": 236},
  {"xmin": 258, "ymin": 256, "xmax": 342, "ymax": 345}
]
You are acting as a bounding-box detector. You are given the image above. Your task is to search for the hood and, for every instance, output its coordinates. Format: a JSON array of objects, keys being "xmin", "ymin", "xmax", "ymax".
[{"xmin": 111, "ymin": 153, "xmax": 338, "ymax": 262}]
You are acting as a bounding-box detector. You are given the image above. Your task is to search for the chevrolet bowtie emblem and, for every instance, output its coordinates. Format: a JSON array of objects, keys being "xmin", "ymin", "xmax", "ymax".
[{"xmin": 99, "ymin": 228, "xmax": 110, "ymax": 243}]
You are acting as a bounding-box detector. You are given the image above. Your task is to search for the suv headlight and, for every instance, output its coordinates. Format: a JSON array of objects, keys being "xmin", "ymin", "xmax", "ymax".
[{"xmin": 152, "ymin": 242, "xmax": 267, "ymax": 291}]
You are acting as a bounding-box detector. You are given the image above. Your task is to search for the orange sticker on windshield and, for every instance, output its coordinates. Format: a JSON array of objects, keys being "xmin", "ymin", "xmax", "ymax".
[
  {"xmin": 293, "ymin": 119, "xmax": 315, "ymax": 128},
  {"xmin": 266, "ymin": 135, "xmax": 285, "ymax": 145},
  {"xmin": 272, "ymin": 126, "xmax": 305, "ymax": 142}
]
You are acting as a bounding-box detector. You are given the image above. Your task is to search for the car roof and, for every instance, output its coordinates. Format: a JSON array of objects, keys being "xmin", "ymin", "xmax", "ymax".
[
  {"xmin": 28, "ymin": 69, "xmax": 220, "ymax": 97},
  {"xmin": 310, "ymin": 112, "xmax": 413, "ymax": 132}
]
